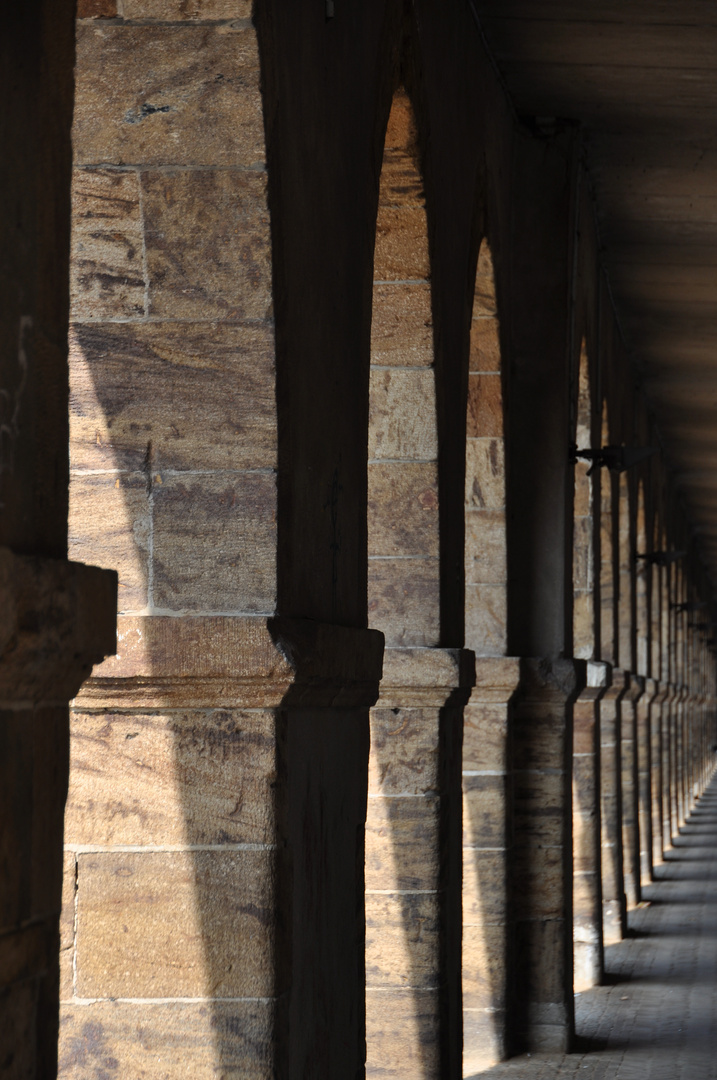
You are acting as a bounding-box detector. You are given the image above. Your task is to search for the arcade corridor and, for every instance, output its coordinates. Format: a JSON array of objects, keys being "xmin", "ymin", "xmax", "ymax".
[{"xmin": 474, "ymin": 778, "xmax": 717, "ymax": 1079}]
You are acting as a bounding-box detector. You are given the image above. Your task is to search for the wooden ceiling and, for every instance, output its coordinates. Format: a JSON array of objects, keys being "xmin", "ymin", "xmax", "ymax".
[{"xmin": 474, "ymin": 0, "xmax": 717, "ymax": 573}]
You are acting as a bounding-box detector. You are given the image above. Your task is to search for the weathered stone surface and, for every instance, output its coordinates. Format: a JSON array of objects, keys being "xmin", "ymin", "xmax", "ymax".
[
  {"xmin": 367, "ymin": 557, "xmax": 440, "ymax": 647},
  {"xmin": 152, "ymin": 472, "xmax": 276, "ymax": 613},
  {"xmin": 463, "ymin": 775, "xmax": 507, "ymax": 849},
  {"xmin": 368, "ymin": 708, "xmax": 439, "ymax": 795},
  {"xmin": 60, "ymin": 854, "xmax": 75, "ymax": 1002},
  {"xmin": 465, "ymin": 583, "xmax": 507, "ymax": 657},
  {"xmin": 65, "ymin": 710, "xmax": 276, "ymax": 846},
  {"xmin": 367, "ymin": 463, "xmax": 438, "ymax": 558},
  {"xmin": 370, "ymin": 283, "xmax": 433, "ymax": 367},
  {"xmin": 143, "ymin": 170, "xmax": 271, "ymax": 320},
  {"xmin": 513, "ymin": 772, "xmax": 565, "ymax": 847},
  {"xmin": 365, "ymin": 892, "xmax": 439, "ymax": 989},
  {"xmin": 465, "ymin": 510, "xmax": 506, "ymax": 585},
  {"xmin": 122, "ymin": 0, "xmax": 252, "ymax": 17},
  {"xmin": 573, "ymin": 515, "xmax": 593, "ymax": 590},
  {"xmin": 73, "ymin": 25, "xmax": 264, "ymax": 167},
  {"xmin": 68, "ymin": 473, "xmax": 150, "ymax": 613},
  {"xmin": 462, "ymin": 923, "xmax": 506, "ymax": 1010},
  {"xmin": 368, "ymin": 368, "xmax": 437, "ymax": 461},
  {"xmin": 75, "ymin": 851, "xmax": 274, "ymax": 998},
  {"xmin": 513, "ymin": 845, "xmax": 564, "ymax": 920},
  {"xmin": 365, "ymin": 989, "xmax": 438, "ymax": 1078},
  {"xmin": 473, "ymin": 243, "xmax": 497, "ymax": 317},
  {"xmin": 512, "ymin": 711, "xmax": 568, "ymax": 771},
  {"xmin": 69, "ymin": 323, "xmax": 276, "ymax": 473},
  {"xmin": 58, "ymin": 1000, "xmax": 274, "ymax": 1078},
  {"xmin": 465, "ymin": 438, "xmax": 505, "ymax": 510},
  {"xmin": 470, "ymin": 315, "xmax": 501, "ymax": 371},
  {"xmin": 70, "ymin": 169, "xmax": 145, "ymax": 320},
  {"xmin": 463, "ymin": 849, "xmax": 507, "ymax": 922},
  {"xmin": 374, "ymin": 206, "xmax": 429, "ymax": 281},
  {"xmin": 365, "ymin": 797, "xmax": 439, "ymax": 892},
  {"xmin": 463, "ymin": 703, "xmax": 509, "ymax": 773},
  {"xmin": 467, "ymin": 372, "xmax": 503, "ymax": 438},
  {"xmin": 77, "ymin": 0, "xmax": 117, "ymax": 16}
]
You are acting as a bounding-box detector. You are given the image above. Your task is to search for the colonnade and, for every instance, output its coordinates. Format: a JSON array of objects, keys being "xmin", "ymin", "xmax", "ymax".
[{"xmin": 56, "ymin": 3, "xmax": 717, "ymax": 1078}]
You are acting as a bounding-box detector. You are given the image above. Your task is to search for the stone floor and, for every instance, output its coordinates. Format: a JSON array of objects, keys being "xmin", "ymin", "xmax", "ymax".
[{"xmin": 470, "ymin": 780, "xmax": 717, "ymax": 1079}]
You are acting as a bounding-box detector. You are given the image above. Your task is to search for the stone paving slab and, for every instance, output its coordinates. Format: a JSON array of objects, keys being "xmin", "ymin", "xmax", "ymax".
[{"xmin": 469, "ymin": 782, "xmax": 717, "ymax": 1079}]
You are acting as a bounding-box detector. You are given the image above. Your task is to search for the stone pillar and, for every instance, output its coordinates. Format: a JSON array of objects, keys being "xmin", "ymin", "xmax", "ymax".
[
  {"xmin": 637, "ymin": 678, "xmax": 658, "ymax": 888},
  {"xmin": 511, "ymin": 659, "xmax": 585, "ymax": 1052},
  {"xmin": 0, "ymin": 2, "xmax": 118, "ymax": 1073},
  {"xmin": 572, "ymin": 661, "xmax": 609, "ymax": 991},
  {"xmin": 600, "ymin": 671, "xmax": 628, "ymax": 944},
  {"xmin": 663, "ymin": 684, "xmax": 678, "ymax": 847},
  {"xmin": 0, "ymin": 555, "xmax": 116, "ymax": 1077},
  {"xmin": 366, "ymin": 648, "xmax": 473, "ymax": 1080},
  {"xmin": 63, "ymin": 617, "xmax": 383, "ymax": 1077},
  {"xmin": 650, "ymin": 683, "xmax": 669, "ymax": 868},
  {"xmin": 621, "ymin": 675, "xmax": 644, "ymax": 910},
  {"xmin": 462, "ymin": 657, "xmax": 521, "ymax": 1073}
]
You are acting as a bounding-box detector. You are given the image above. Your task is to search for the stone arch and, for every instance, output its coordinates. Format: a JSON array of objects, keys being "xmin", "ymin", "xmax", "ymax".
[
  {"xmin": 464, "ymin": 240, "xmax": 506, "ymax": 658},
  {"xmin": 365, "ymin": 83, "xmax": 442, "ymax": 1080}
]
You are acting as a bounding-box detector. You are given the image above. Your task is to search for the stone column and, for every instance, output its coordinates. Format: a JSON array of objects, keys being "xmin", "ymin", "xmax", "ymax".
[
  {"xmin": 637, "ymin": 678, "xmax": 658, "ymax": 889},
  {"xmin": 650, "ymin": 683, "xmax": 669, "ymax": 868},
  {"xmin": 63, "ymin": 617, "xmax": 383, "ymax": 1078},
  {"xmin": 572, "ymin": 661, "xmax": 610, "ymax": 991},
  {"xmin": 600, "ymin": 671, "xmax": 628, "ymax": 944},
  {"xmin": 511, "ymin": 658, "xmax": 585, "ymax": 1052},
  {"xmin": 366, "ymin": 648, "xmax": 473, "ymax": 1080},
  {"xmin": 0, "ymin": 554, "xmax": 115, "ymax": 1076},
  {"xmin": 462, "ymin": 657, "xmax": 521, "ymax": 1073},
  {"xmin": 663, "ymin": 683, "xmax": 678, "ymax": 847},
  {"xmin": 621, "ymin": 674, "xmax": 644, "ymax": 910}
]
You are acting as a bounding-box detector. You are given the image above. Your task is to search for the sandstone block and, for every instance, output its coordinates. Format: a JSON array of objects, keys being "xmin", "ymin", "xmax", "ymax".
[
  {"xmin": 69, "ymin": 323, "xmax": 276, "ymax": 473},
  {"xmin": 365, "ymin": 989, "xmax": 438, "ymax": 1079},
  {"xmin": 462, "ymin": 923, "xmax": 506, "ymax": 1011},
  {"xmin": 142, "ymin": 169, "xmax": 271, "ymax": 320},
  {"xmin": 513, "ymin": 772, "xmax": 565, "ymax": 847},
  {"xmin": 469, "ymin": 315, "xmax": 501, "ymax": 372},
  {"xmin": 465, "ymin": 510, "xmax": 506, "ymax": 585},
  {"xmin": 365, "ymin": 797, "xmax": 439, "ymax": 892},
  {"xmin": 60, "ymin": 853, "xmax": 75, "ymax": 1002},
  {"xmin": 463, "ymin": 775, "xmax": 506, "ymax": 849},
  {"xmin": 367, "ymin": 463, "xmax": 438, "ymax": 558},
  {"xmin": 512, "ymin": 712, "xmax": 567, "ymax": 772},
  {"xmin": 464, "ymin": 583, "xmax": 507, "ymax": 657},
  {"xmin": 70, "ymin": 169, "xmax": 144, "ymax": 321},
  {"xmin": 370, "ymin": 283, "xmax": 433, "ymax": 367},
  {"xmin": 368, "ymin": 367, "xmax": 437, "ymax": 461},
  {"xmin": 75, "ymin": 851, "xmax": 274, "ymax": 998},
  {"xmin": 122, "ymin": 0, "xmax": 252, "ymax": 17},
  {"xmin": 367, "ymin": 557, "xmax": 439, "ymax": 647},
  {"xmin": 473, "ymin": 245, "xmax": 497, "ymax": 316},
  {"xmin": 74, "ymin": 25, "xmax": 264, "ymax": 167},
  {"xmin": 368, "ymin": 708, "xmax": 439, "ymax": 796},
  {"xmin": 462, "ymin": 849, "xmax": 507, "ymax": 923},
  {"xmin": 512, "ymin": 844, "xmax": 564, "ymax": 920},
  {"xmin": 58, "ymin": 1000, "xmax": 274, "ymax": 1078},
  {"xmin": 152, "ymin": 472, "xmax": 276, "ymax": 613},
  {"xmin": 365, "ymin": 892, "xmax": 439, "ymax": 989},
  {"xmin": 573, "ymin": 515, "xmax": 593, "ymax": 590},
  {"xmin": 374, "ymin": 206, "xmax": 429, "ymax": 281},
  {"xmin": 68, "ymin": 472, "xmax": 150, "ymax": 613},
  {"xmin": 465, "ymin": 437, "xmax": 505, "ymax": 511},
  {"xmin": 467, "ymin": 372, "xmax": 503, "ymax": 438},
  {"xmin": 463, "ymin": 703, "xmax": 508, "ymax": 773},
  {"xmin": 66, "ymin": 710, "xmax": 277, "ymax": 846}
]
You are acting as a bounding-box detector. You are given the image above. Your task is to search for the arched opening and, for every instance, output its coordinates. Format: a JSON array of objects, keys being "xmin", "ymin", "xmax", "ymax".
[
  {"xmin": 462, "ymin": 237, "xmax": 509, "ymax": 1072},
  {"xmin": 571, "ymin": 338, "xmax": 601, "ymax": 993},
  {"xmin": 365, "ymin": 84, "xmax": 441, "ymax": 1079}
]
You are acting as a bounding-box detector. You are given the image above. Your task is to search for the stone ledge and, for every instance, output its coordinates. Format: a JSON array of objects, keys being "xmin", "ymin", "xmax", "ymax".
[
  {"xmin": 0, "ymin": 548, "xmax": 116, "ymax": 705},
  {"xmin": 376, "ymin": 646, "xmax": 475, "ymax": 707},
  {"xmin": 74, "ymin": 615, "xmax": 384, "ymax": 709}
]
